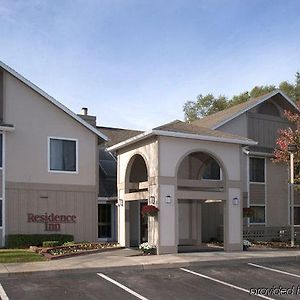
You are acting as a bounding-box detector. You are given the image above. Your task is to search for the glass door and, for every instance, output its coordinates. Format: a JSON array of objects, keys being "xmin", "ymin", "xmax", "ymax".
[{"xmin": 98, "ymin": 203, "xmax": 112, "ymax": 240}]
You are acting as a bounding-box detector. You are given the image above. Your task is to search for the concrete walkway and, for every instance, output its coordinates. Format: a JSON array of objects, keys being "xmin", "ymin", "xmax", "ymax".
[{"xmin": 0, "ymin": 248, "xmax": 299, "ymax": 277}]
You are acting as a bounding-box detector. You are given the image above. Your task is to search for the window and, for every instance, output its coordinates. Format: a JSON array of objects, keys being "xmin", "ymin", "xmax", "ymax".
[
  {"xmin": 49, "ymin": 138, "xmax": 77, "ymax": 172},
  {"xmin": 250, "ymin": 157, "xmax": 265, "ymax": 183},
  {"xmin": 250, "ymin": 205, "xmax": 265, "ymax": 224},
  {"xmin": 202, "ymin": 159, "xmax": 221, "ymax": 180},
  {"xmin": 0, "ymin": 134, "xmax": 2, "ymax": 168},
  {"xmin": 98, "ymin": 204, "xmax": 112, "ymax": 238},
  {"xmin": 294, "ymin": 207, "xmax": 300, "ymax": 225}
]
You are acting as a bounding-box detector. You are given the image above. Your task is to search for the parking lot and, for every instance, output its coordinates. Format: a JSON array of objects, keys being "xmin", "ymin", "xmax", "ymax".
[{"xmin": 1, "ymin": 260, "xmax": 300, "ymax": 299}]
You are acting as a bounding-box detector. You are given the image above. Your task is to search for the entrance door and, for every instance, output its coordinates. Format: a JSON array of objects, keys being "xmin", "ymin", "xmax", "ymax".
[
  {"xmin": 140, "ymin": 202, "xmax": 148, "ymax": 243},
  {"xmin": 98, "ymin": 203, "xmax": 114, "ymax": 240}
]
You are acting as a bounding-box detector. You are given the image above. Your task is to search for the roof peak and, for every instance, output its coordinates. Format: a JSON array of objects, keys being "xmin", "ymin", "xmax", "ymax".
[{"xmin": 192, "ymin": 90, "xmax": 298, "ymax": 130}]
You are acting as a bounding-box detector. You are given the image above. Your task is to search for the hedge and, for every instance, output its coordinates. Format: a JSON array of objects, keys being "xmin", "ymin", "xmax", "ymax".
[
  {"xmin": 7, "ymin": 234, "xmax": 74, "ymax": 248},
  {"xmin": 42, "ymin": 241, "xmax": 60, "ymax": 248}
]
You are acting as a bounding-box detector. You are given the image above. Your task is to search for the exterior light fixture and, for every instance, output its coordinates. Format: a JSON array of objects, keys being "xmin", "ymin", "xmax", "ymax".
[
  {"xmin": 232, "ymin": 197, "xmax": 239, "ymax": 205},
  {"xmin": 288, "ymin": 143, "xmax": 297, "ymax": 247},
  {"xmin": 149, "ymin": 196, "xmax": 155, "ymax": 205},
  {"xmin": 165, "ymin": 195, "xmax": 172, "ymax": 204}
]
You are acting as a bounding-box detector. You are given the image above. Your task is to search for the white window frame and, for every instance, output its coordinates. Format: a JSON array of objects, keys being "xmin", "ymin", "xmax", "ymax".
[
  {"xmin": 249, "ymin": 157, "xmax": 266, "ymax": 184},
  {"xmin": 249, "ymin": 204, "xmax": 266, "ymax": 225},
  {"xmin": 48, "ymin": 136, "xmax": 79, "ymax": 174},
  {"xmin": 248, "ymin": 156, "xmax": 267, "ymax": 225},
  {"xmin": 293, "ymin": 205, "xmax": 300, "ymax": 227},
  {"xmin": 97, "ymin": 198, "xmax": 116, "ymax": 241}
]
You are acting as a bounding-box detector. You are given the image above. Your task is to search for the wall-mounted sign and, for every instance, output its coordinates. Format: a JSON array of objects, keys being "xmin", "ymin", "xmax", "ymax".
[{"xmin": 27, "ymin": 213, "xmax": 77, "ymax": 231}]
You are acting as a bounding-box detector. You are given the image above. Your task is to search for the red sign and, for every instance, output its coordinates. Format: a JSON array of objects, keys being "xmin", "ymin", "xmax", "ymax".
[{"xmin": 27, "ymin": 213, "xmax": 77, "ymax": 232}]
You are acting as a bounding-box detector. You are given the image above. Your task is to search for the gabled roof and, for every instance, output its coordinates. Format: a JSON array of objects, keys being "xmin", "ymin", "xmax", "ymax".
[
  {"xmin": 192, "ymin": 90, "xmax": 299, "ymax": 130},
  {"xmin": 97, "ymin": 126, "xmax": 142, "ymax": 147},
  {"xmin": 0, "ymin": 60, "xmax": 108, "ymax": 141},
  {"xmin": 107, "ymin": 120, "xmax": 257, "ymax": 151}
]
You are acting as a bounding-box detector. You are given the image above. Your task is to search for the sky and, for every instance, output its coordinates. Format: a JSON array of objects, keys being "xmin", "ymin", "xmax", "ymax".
[{"xmin": 0, "ymin": 0, "xmax": 300, "ymax": 130}]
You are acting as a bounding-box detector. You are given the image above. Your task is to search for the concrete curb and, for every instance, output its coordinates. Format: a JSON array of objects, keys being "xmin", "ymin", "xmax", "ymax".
[{"xmin": 0, "ymin": 254, "xmax": 299, "ymax": 278}]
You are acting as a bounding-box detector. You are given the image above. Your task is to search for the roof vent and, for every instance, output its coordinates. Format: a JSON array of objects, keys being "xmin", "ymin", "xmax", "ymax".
[{"xmin": 81, "ymin": 107, "xmax": 88, "ymax": 116}]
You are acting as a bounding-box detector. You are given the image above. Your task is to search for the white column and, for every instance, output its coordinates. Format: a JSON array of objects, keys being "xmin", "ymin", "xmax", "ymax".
[
  {"xmin": 157, "ymin": 184, "xmax": 177, "ymax": 254},
  {"xmin": 224, "ymin": 187, "xmax": 243, "ymax": 251}
]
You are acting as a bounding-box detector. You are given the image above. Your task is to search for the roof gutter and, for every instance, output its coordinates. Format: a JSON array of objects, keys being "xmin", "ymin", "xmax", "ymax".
[
  {"xmin": 108, "ymin": 129, "xmax": 257, "ymax": 151},
  {"xmin": 242, "ymin": 147, "xmax": 274, "ymax": 157}
]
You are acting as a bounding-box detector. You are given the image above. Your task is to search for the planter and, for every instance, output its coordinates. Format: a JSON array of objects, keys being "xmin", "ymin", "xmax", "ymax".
[
  {"xmin": 143, "ymin": 248, "xmax": 156, "ymax": 255},
  {"xmin": 141, "ymin": 205, "xmax": 159, "ymax": 218},
  {"xmin": 40, "ymin": 243, "xmax": 122, "ymax": 260}
]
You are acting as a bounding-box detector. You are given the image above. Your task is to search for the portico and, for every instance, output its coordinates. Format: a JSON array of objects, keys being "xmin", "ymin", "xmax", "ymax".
[{"xmin": 108, "ymin": 120, "xmax": 256, "ymax": 254}]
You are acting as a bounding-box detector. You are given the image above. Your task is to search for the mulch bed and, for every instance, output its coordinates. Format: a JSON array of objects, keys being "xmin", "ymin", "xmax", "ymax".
[
  {"xmin": 251, "ymin": 241, "xmax": 300, "ymax": 249},
  {"xmin": 30, "ymin": 243, "xmax": 123, "ymax": 260}
]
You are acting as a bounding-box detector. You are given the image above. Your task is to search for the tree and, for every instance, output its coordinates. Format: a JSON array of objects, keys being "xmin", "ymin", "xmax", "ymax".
[
  {"xmin": 295, "ymin": 72, "xmax": 300, "ymax": 101},
  {"xmin": 274, "ymin": 108, "xmax": 300, "ymax": 182},
  {"xmin": 279, "ymin": 81, "xmax": 295, "ymax": 99},
  {"xmin": 183, "ymin": 94, "xmax": 228, "ymax": 122},
  {"xmin": 183, "ymin": 72, "xmax": 299, "ymax": 122}
]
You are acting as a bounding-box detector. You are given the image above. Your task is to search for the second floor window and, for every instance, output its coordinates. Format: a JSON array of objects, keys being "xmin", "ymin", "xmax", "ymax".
[
  {"xmin": 250, "ymin": 157, "xmax": 265, "ymax": 183},
  {"xmin": 49, "ymin": 138, "xmax": 77, "ymax": 172}
]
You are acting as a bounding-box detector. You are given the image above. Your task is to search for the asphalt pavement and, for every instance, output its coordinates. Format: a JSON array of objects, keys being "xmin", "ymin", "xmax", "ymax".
[{"xmin": 1, "ymin": 260, "xmax": 300, "ymax": 299}]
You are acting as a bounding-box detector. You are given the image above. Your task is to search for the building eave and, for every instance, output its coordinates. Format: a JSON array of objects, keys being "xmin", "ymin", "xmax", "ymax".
[
  {"xmin": 0, "ymin": 61, "xmax": 108, "ymax": 141},
  {"xmin": 212, "ymin": 90, "xmax": 300, "ymax": 130},
  {"xmin": 107, "ymin": 129, "xmax": 257, "ymax": 151}
]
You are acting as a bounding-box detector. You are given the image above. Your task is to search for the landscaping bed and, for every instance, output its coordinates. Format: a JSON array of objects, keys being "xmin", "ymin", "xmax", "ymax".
[
  {"xmin": 251, "ymin": 241, "xmax": 300, "ymax": 249},
  {"xmin": 31, "ymin": 242, "xmax": 122, "ymax": 260}
]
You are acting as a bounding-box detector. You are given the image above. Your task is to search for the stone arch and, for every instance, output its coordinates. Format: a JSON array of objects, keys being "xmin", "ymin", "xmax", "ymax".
[
  {"xmin": 175, "ymin": 149, "xmax": 228, "ymax": 183},
  {"xmin": 125, "ymin": 153, "xmax": 149, "ymax": 193},
  {"xmin": 175, "ymin": 149, "xmax": 228, "ymax": 252}
]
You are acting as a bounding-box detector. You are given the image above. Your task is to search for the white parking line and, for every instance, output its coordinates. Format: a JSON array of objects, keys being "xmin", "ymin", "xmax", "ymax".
[
  {"xmin": 180, "ymin": 268, "xmax": 275, "ymax": 300},
  {"xmin": 97, "ymin": 273, "xmax": 149, "ymax": 300},
  {"xmin": 248, "ymin": 262, "xmax": 300, "ymax": 278},
  {"xmin": 0, "ymin": 283, "xmax": 9, "ymax": 300}
]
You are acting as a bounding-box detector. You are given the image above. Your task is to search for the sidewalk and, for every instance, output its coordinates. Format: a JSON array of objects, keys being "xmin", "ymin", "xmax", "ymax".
[{"xmin": 0, "ymin": 248, "xmax": 299, "ymax": 277}]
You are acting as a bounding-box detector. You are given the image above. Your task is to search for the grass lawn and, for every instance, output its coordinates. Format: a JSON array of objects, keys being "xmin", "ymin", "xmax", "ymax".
[{"xmin": 0, "ymin": 249, "xmax": 45, "ymax": 263}]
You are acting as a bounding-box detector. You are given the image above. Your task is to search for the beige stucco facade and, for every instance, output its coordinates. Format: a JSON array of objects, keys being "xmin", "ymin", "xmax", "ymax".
[
  {"xmin": 116, "ymin": 134, "xmax": 246, "ymax": 254},
  {"xmin": 0, "ymin": 66, "xmax": 102, "ymax": 245}
]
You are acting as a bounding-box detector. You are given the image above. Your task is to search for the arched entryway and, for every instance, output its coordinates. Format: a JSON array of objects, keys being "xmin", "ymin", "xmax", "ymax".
[
  {"xmin": 177, "ymin": 151, "xmax": 226, "ymax": 252},
  {"xmin": 124, "ymin": 154, "xmax": 149, "ymax": 247}
]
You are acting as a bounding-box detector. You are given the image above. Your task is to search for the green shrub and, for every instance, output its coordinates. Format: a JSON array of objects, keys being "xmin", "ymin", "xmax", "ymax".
[
  {"xmin": 42, "ymin": 241, "xmax": 60, "ymax": 248},
  {"xmin": 7, "ymin": 234, "xmax": 74, "ymax": 248},
  {"xmin": 62, "ymin": 241, "xmax": 75, "ymax": 246}
]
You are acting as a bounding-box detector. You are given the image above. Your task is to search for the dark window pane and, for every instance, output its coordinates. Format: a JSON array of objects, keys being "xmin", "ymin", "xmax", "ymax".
[
  {"xmin": 98, "ymin": 225, "xmax": 111, "ymax": 238},
  {"xmin": 250, "ymin": 158, "xmax": 265, "ymax": 182},
  {"xmin": 250, "ymin": 206, "xmax": 265, "ymax": 223},
  {"xmin": 98, "ymin": 204, "xmax": 112, "ymax": 238},
  {"xmin": 202, "ymin": 160, "xmax": 220, "ymax": 180},
  {"xmin": 50, "ymin": 139, "xmax": 76, "ymax": 172},
  {"xmin": 0, "ymin": 134, "xmax": 2, "ymax": 168},
  {"xmin": 294, "ymin": 207, "xmax": 300, "ymax": 225}
]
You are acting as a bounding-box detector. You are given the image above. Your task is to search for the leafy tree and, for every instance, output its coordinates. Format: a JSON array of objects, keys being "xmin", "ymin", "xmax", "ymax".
[
  {"xmin": 184, "ymin": 94, "xmax": 228, "ymax": 122},
  {"xmin": 249, "ymin": 85, "xmax": 276, "ymax": 98},
  {"xmin": 295, "ymin": 72, "xmax": 300, "ymax": 101},
  {"xmin": 279, "ymin": 81, "xmax": 295, "ymax": 99},
  {"xmin": 274, "ymin": 108, "xmax": 300, "ymax": 182},
  {"xmin": 183, "ymin": 72, "xmax": 299, "ymax": 122}
]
